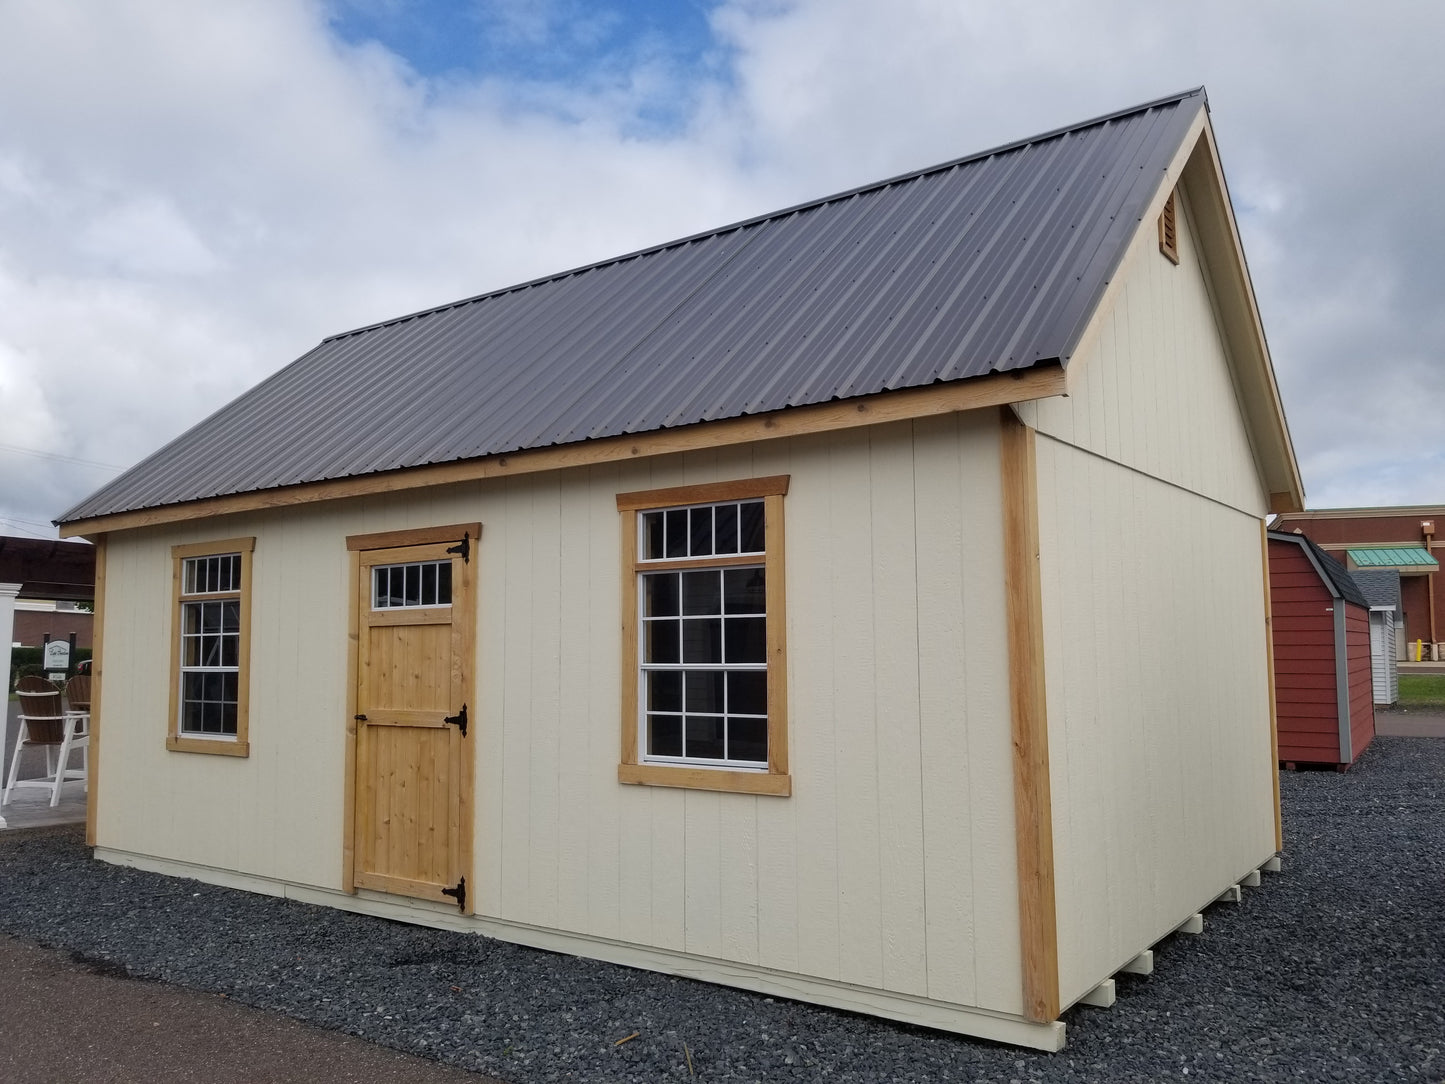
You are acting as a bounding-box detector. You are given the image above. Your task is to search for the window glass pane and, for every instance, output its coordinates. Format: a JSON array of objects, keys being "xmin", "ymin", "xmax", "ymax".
[
  {"xmin": 723, "ymin": 568, "xmax": 765, "ymax": 614},
  {"xmin": 182, "ymin": 671, "xmax": 205, "ymax": 703},
  {"xmin": 681, "ymin": 570, "xmax": 720, "ymax": 616},
  {"xmin": 218, "ymin": 701, "xmax": 238, "ymax": 736},
  {"xmin": 204, "ymin": 700, "xmax": 222, "ymax": 734},
  {"xmin": 739, "ymin": 501, "xmax": 765, "ymax": 553},
  {"xmin": 665, "ymin": 509, "xmax": 687, "ymax": 558},
  {"xmin": 684, "ymin": 716, "xmax": 725, "ymax": 760},
  {"xmin": 182, "ymin": 699, "xmax": 203, "ymax": 734},
  {"xmin": 644, "ymin": 511, "xmax": 665, "ymax": 560},
  {"xmin": 201, "ymin": 601, "xmax": 224, "ymax": 633},
  {"xmin": 221, "ymin": 599, "xmax": 240, "ymax": 632},
  {"xmin": 644, "ymin": 572, "xmax": 679, "ymax": 617},
  {"xmin": 714, "ymin": 504, "xmax": 738, "ymax": 555},
  {"xmin": 372, "ymin": 562, "xmax": 451, "ymax": 609},
  {"xmin": 689, "ymin": 506, "xmax": 714, "ymax": 557},
  {"xmin": 725, "ymin": 616, "xmax": 767, "ymax": 663},
  {"xmin": 682, "ymin": 618, "xmax": 722, "ymax": 664},
  {"xmin": 220, "ymin": 633, "xmax": 239, "ymax": 668},
  {"xmin": 648, "ymin": 715, "xmax": 682, "ymax": 757},
  {"xmin": 728, "ymin": 671, "xmax": 768, "ymax": 716},
  {"xmin": 684, "ymin": 670, "xmax": 725, "ymax": 713},
  {"xmin": 728, "ymin": 716, "xmax": 768, "ymax": 763},
  {"xmin": 184, "ymin": 601, "xmax": 202, "ymax": 635},
  {"xmin": 648, "ymin": 671, "xmax": 682, "ymax": 712},
  {"xmin": 645, "ymin": 620, "xmax": 680, "ymax": 664}
]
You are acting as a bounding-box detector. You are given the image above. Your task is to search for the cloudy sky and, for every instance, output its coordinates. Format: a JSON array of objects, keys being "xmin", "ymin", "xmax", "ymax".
[{"xmin": 1, "ymin": 0, "xmax": 1441, "ymax": 539}]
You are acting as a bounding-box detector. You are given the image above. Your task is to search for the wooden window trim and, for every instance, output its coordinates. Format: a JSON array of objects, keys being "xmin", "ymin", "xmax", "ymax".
[
  {"xmin": 1158, "ymin": 189, "xmax": 1180, "ymax": 264},
  {"xmin": 167, "ymin": 537, "xmax": 255, "ymax": 757},
  {"xmin": 617, "ymin": 477, "xmax": 790, "ymax": 796}
]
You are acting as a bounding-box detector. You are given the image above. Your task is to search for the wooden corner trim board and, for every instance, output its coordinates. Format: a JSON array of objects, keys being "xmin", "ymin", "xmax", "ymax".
[
  {"xmin": 1259, "ymin": 522, "xmax": 1282, "ymax": 852},
  {"xmin": 998, "ymin": 407, "xmax": 1060, "ymax": 1023},
  {"xmin": 84, "ymin": 535, "xmax": 108, "ymax": 847},
  {"xmin": 342, "ymin": 548, "xmax": 360, "ymax": 895},
  {"xmin": 60, "ymin": 365, "xmax": 1066, "ymax": 538}
]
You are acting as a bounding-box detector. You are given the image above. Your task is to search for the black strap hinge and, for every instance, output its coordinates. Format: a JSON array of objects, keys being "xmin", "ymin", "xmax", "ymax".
[
  {"xmin": 444, "ymin": 704, "xmax": 468, "ymax": 737},
  {"xmin": 445, "ymin": 532, "xmax": 470, "ymax": 563},
  {"xmin": 441, "ymin": 876, "xmax": 466, "ymax": 911}
]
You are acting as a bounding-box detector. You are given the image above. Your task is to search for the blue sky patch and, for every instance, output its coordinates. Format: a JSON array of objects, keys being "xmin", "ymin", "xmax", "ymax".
[{"xmin": 328, "ymin": 0, "xmax": 729, "ymax": 132}]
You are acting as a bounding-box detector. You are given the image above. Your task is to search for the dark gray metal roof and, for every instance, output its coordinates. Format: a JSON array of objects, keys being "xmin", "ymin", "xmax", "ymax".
[
  {"xmin": 61, "ymin": 88, "xmax": 1208, "ymax": 524},
  {"xmin": 1350, "ymin": 569, "xmax": 1402, "ymax": 610}
]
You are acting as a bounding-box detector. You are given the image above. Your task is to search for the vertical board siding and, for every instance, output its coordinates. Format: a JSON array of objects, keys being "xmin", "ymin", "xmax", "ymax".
[
  {"xmin": 1036, "ymin": 435, "xmax": 1275, "ymax": 1007},
  {"xmin": 1345, "ymin": 609, "xmax": 1375, "ymax": 760},
  {"xmin": 1012, "ymin": 181, "xmax": 1280, "ymax": 1007},
  {"xmin": 1020, "ymin": 185, "xmax": 1267, "ymax": 520},
  {"xmin": 93, "ymin": 417, "xmax": 1023, "ymax": 1015}
]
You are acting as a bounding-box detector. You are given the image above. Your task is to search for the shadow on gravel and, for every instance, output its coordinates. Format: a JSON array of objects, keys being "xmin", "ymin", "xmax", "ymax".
[{"xmin": 0, "ymin": 737, "xmax": 1440, "ymax": 1083}]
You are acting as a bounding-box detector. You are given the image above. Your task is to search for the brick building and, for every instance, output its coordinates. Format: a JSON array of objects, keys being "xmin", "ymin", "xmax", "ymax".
[{"xmin": 1271, "ymin": 506, "xmax": 1442, "ymax": 655}]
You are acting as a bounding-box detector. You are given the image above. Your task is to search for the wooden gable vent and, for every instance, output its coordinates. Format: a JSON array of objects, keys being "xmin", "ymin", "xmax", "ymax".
[{"xmin": 1158, "ymin": 190, "xmax": 1180, "ymax": 264}]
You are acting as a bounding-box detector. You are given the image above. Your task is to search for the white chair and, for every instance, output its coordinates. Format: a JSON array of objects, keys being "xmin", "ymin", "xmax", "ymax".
[{"xmin": 3, "ymin": 676, "xmax": 88, "ymax": 808}]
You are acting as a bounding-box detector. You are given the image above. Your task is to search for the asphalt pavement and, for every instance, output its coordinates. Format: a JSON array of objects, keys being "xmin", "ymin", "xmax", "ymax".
[{"xmin": 0, "ymin": 933, "xmax": 503, "ymax": 1084}]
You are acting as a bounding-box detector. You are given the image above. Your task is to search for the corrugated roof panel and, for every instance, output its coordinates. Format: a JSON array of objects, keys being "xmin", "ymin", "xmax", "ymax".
[
  {"xmin": 61, "ymin": 89, "xmax": 1207, "ymax": 523},
  {"xmin": 1347, "ymin": 547, "xmax": 1439, "ymax": 569}
]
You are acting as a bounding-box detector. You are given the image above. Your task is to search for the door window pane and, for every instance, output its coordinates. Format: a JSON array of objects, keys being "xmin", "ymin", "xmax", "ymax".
[{"xmin": 372, "ymin": 561, "xmax": 453, "ymax": 609}]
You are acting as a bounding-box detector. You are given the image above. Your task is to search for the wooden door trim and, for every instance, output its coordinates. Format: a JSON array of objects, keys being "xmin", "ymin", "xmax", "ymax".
[{"xmin": 347, "ymin": 522, "xmax": 481, "ymax": 551}]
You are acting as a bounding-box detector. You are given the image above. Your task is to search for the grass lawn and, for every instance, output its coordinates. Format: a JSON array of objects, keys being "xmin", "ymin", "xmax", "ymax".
[{"xmin": 1395, "ymin": 673, "xmax": 1445, "ymax": 710}]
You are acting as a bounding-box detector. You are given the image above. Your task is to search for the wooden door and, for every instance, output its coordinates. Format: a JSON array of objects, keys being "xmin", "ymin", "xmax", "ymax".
[{"xmin": 350, "ymin": 535, "xmax": 474, "ymax": 910}]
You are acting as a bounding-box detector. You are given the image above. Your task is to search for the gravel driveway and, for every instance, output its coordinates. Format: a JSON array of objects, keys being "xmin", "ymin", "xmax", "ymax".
[{"xmin": 1, "ymin": 736, "xmax": 1440, "ymax": 1083}]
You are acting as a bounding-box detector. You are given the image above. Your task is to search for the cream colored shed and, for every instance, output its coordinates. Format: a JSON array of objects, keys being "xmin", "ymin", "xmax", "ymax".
[{"xmin": 58, "ymin": 89, "xmax": 1302, "ymax": 1051}]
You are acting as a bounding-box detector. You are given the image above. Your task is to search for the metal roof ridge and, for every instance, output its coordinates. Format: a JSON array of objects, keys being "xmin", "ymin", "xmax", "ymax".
[{"xmin": 318, "ymin": 87, "xmax": 1209, "ymax": 347}]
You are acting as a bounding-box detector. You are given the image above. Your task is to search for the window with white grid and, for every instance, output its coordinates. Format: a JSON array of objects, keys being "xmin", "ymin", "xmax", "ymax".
[
  {"xmin": 170, "ymin": 539, "xmax": 253, "ymax": 755},
  {"xmin": 618, "ymin": 478, "xmax": 790, "ymax": 795}
]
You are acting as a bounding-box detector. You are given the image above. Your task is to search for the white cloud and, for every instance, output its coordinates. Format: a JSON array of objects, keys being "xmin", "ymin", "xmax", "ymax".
[{"xmin": 0, "ymin": 0, "xmax": 1441, "ymax": 535}]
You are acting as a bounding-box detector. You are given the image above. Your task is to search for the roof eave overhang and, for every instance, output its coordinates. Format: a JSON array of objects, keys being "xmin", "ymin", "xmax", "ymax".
[
  {"xmin": 1184, "ymin": 117, "xmax": 1305, "ymax": 514},
  {"xmin": 58, "ymin": 362, "xmax": 1068, "ymax": 538},
  {"xmin": 1065, "ymin": 103, "xmax": 1305, "ymax": 516}
]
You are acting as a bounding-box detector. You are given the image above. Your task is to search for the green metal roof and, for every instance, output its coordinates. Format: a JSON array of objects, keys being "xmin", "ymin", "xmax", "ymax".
[{"xmin": 1346, "ymin": 547, "xmax": 1438, "ymax": 569}]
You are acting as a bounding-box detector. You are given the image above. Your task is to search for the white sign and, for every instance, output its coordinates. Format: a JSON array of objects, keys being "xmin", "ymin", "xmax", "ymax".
[{"xmin": 43, "ymin": 640, "xmax": 71, "ymax": 671}]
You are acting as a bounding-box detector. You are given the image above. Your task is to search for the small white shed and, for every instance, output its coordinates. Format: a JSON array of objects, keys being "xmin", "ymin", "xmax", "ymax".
[
  {"xmin": 58, "ymin": 89, "xmax": 1302, "ymax": 1050},
  {"xmin": 1352, "ymin": 570, "xmax": 1402, "ymax": 705}
]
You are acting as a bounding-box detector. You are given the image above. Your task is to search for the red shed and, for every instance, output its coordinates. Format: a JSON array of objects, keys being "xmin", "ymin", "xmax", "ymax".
[{"xmin": 1268, "ymin": 530, "xmax": 1376, "ymax": 768}]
